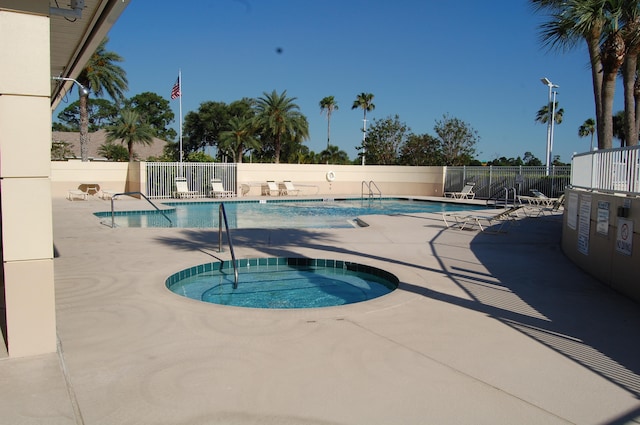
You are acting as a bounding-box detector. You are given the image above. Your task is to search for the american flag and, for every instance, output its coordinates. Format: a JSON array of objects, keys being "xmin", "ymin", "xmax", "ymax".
[{"xmin": 171, "ymin": 77, "xmax": 181, "ymax": 99}]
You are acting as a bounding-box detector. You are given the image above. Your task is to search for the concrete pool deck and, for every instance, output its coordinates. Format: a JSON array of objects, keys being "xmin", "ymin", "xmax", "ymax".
[{"xmin": 2, "ymin": 196, "xmax": 640, "ymax": 424}]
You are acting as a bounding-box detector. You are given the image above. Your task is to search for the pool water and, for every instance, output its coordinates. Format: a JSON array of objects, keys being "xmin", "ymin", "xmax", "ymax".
[
  {"xmin": 166, "ymin": 258, "xmax": 399, "ymax": 309},
  {"xmin": 98, "ymin": 198, "xmax": 483, "ymax": 229}
]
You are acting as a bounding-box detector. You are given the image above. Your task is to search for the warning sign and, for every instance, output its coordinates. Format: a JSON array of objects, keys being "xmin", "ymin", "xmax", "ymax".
[{"xmin": 616, "ymin": 218, "xmax": 633, "ymax": 256}]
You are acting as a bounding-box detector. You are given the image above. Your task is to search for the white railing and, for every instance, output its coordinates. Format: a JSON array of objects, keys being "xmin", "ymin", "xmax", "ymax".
[
  {"xmin": 444, "ymin": 165, "xmax": 571, "ymax": 199},
  {"xmin": 571, "ymin": 146, "xmax": 640, "ymax": 195},
  {"xmin": 146, "ymin": 162, "xmax": 237, "ymax": 199}
]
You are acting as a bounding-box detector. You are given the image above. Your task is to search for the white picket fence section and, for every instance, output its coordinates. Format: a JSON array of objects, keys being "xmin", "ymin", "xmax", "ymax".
[
  {"xmin": 146, "ymin": 162, "xmax": 237, "ymax": 199},
  {"xmin": 571, "ymin": 146, "xmax": 640, "ymax": 196}
]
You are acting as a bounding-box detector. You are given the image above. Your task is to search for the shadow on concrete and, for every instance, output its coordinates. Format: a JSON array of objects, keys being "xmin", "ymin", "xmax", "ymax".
[{"xmin": 152, "ymin": 215, "xmax": 640, "ymax": 415}]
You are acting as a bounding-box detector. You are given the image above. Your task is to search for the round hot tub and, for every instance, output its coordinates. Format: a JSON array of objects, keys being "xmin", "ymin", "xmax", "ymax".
[{"xmin": 166, "ymin": 257, "xmax": 398, "ymax": 309}]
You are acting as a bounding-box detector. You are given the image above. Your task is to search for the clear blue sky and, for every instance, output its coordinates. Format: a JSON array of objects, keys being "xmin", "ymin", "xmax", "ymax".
[{"xmin": 58, "ymin": 0, "xmax": 626, "ymax": 163}]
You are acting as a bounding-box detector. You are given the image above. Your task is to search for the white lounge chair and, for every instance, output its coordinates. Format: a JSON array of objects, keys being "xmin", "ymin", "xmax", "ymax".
[
  {"xmin": 445, "ymin": 182, "xmax": 476, "ymax": 199},
  {"xmin": 263, "ymin": 180, "xmax": 280, "ymax": 196},
  {"xmin": 280, "ymin": 180, "xmax": 300, "ymax": 196},
  {"xmin": 174, "ymin": 177, "xmax": 198, "ymax": 198},
  {"xmin": 519, "ymin": 192, "xmax": 564, "ymax": 217},
  {"xmin": 67, "ymin": 189, "xmax": 88, "ymax": 201},
  {"xmin": 210, "ymin": 179, "xmax": 233, "ymax": 198},
  {"xmin": 442, "ymin": 205, "xmax": 523, "ymax": 233},
  {"xmin": 99, "ymin": 189, "xmax": 119, "ymax": 200}
]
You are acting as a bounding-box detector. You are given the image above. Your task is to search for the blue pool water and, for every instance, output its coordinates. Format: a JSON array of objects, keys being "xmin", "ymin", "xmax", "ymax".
[
  {"xmin": 97, "ymin": 198, "xmax": 484, "ymax": 229},
  {"xmin": 166, "ymin": 258, "xmax": 399, "ymax": 309}
]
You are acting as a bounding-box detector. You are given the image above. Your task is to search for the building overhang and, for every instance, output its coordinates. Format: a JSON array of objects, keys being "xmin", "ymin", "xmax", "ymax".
[{"xmin": 0, "ymin": 0, "xmax": 128, "ymax": 107}]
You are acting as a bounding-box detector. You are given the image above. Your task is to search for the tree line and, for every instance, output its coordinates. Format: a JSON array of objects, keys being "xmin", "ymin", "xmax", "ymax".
[
  {"xmin": 52, "ymin": 38, "xmax": 485, "ymax": 165},
  {"xmin": 53, "ymin": 38, "xmax": 547, "ymax": 165}
]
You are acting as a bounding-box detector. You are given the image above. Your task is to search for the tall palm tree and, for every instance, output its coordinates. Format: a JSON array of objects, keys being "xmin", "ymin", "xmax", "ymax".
[
  {"xmin": 255, "ymin": 90, "xmax": 309, "ymax": 163},
  {"xmin": 351, "ymin": 93, "xmax": 375, "ymax": 165},
  {"xmin": 535, "ymin": 102, "xmax": 565, "ymax": 125},
  {"xmin": 105, "ymin": 109, "xmax": 154, "ymax": 161},
  {"xmin": 621, "ymin": 2, "xmax": 640, "ymax": 147},
  {"xmin": 578, "ymin": 118, "xmax": 597, "ymax": 150},
  {"xmin": 76, "ymin": 37, "xmax": 128, "ymax": 161},
  {"xmin": 319, "ymin": 96, "xmax": 339, "ymax": 149},
  {"xmin": 218, "ymin": 116, "xmax": 260, "ymax": 163},
  {"xmin": 531, "ymin": 0, "xmax": 638, "ymax": 150}
]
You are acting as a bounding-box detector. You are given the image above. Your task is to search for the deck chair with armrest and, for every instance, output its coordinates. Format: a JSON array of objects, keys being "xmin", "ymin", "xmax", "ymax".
[
  {"xmin": 280, "ymin": 180, "xmax": 300, "ymax": 196},
  {"xmin": 210, "ymin": 179, "xmax": 234, "ymax": 198},
  {"xmin": 519, "ymin": 191, "xmax": 564, "ymax": 217},
  {"xmin": 529, "ymin": 189, "xmax": 559, "ymax": 204},
  {"xmin": 445, "ymin": 182, "xmax": 476, "ymax": 199},
  {"xmin": 442, "ymin": 205, "xmax": 523, "ymax": 233},
  {"xmin": 174, "ymin": 177, "xmax": 198, "ymax": 198},
  {"xmin": 264, "ymin": 180, "xmax": 281, "ymax": 196}
]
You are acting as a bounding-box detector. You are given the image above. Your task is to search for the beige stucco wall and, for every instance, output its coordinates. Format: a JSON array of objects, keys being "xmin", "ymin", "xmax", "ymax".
[
  {"xmin": 0, "ymin": 8, "xmax": 57, "ymax": 357},
  {"xmin": 51, "ymin": 162, "xmax": 447, "ymax": 198},
  {"xmin": 237, "ymin": 163, "xmax": 446, "ymax": 197},
  {"xmin": 561, "ymin": 189, "xmax": 640, "ymax": 302},
  {"xmin": 51, "ymin": 161, "xmax": 132, "ymax": 198}
]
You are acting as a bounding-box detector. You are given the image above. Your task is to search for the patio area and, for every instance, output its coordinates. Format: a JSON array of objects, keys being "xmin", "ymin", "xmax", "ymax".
[{"xmin": 1, "ymin": 196, "xmax": 639, "ymax": 424}]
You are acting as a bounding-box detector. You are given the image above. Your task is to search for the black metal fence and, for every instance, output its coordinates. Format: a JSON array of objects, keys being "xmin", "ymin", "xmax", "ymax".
[{"xmin": 444, "ymin": 166, "xmax": 571, "ymax": 200}]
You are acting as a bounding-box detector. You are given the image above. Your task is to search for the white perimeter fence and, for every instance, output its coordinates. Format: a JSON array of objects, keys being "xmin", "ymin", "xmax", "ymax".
[
  {"xmin": 146, "ymin": 162, "xmax": 237, "ymax": 199},
  {"xmin": 444, "ymin": 165, "xmax": 571, "ymax": 200},
  {"xmin": 571, "ymin": 146, "xmax": 640, "ymax": 196}
]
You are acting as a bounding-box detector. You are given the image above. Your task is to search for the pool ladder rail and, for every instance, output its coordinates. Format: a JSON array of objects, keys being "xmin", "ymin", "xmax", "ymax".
[
  {"xmin": 218, "ymin": 203, "xmax": 239, "ymax": 289},
  {"xmin": 486, "ymin": 187, "xmax": 518, "ymax": 208},
  {"xmin": 109, "ymin": 192, "xmax": 172, "ymax": 228},
  {"xmin": 361, "ymin": 180, "xmax": 382, "ymax": 200}
]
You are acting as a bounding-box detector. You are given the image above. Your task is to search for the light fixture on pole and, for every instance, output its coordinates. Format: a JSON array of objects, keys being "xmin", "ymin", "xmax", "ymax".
[
  {"xmin": 550, "ymin": 89, "xmax": 558, "ymax": 169},
  {"xmin": 52, "ymin": 76, "xmax": 89, "ymax": 96},
  {"xmin": 540, "ymin": 77, "xmax": 559, "ymax": 175}
]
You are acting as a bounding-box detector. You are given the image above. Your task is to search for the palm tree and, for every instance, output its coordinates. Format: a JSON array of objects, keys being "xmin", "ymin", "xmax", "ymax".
[
  {"xmin": 578, "ymin": 118, "xmax": 597, "ymax": 151},
  {"xmin": 621, "ymin": 3, "xmax": 640, "ymax": 147},
  {"xmin": 531, "ymin": 0, "xmax": 640, "ymax": 150},
  {"xmin": 76, "ymin": 37, "xmax": 128, "ymax": 161},
  {"xmin": 218, "ymin": 116, "xmax": 260, "ymax": 163},
  {"xmin": 255, "ymin": 90, "xmax": 309, "ymax": 163},
  {"xmin": 535, "ymin": 102, "xmax": 564, "ymax": 125},
  {"xmin": 105, "ymin": 109, "xmax": 154, "ymax": 161},
  {"xmin": 351, "ymin": 93, "xmax": 375, "ymax": 165},
  {"xmin": 319, "ymin": 96, "xmax": 339, "ymax": 149},
  {"xmin": 319, "ymin": 145, "xmax": 350, "ymax": 165}
]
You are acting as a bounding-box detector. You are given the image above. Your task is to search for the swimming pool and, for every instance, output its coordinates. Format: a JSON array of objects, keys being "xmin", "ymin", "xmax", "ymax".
[
  {"xmin": 166, "ymin": 257, "xmax": 399, "ymax": 309},
  {"xmin": 97, "ymin": 198, "xmax": 484, "ymax": 229}
]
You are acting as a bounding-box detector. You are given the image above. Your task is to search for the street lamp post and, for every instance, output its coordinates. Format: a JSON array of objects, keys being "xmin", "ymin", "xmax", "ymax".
[
  {"xmin": 540, "ymin": 77, "xmax": 559, "ymax": 175},
  {"xmin": 361, "ymin": 117, "xmax": 367, "ymax": 166},
  {"xmin": 550, "ymin": 89, "xmax": 558, "ymax": 169}
]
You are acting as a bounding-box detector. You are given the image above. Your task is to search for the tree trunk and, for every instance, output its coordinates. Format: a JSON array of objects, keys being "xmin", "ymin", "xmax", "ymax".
[
  {"xmin": 274, "ymin": 135, "xmax": 280, "ymax": 164},
  {"xmin": 327, "ymin": 114, "xmax": 331, "ymax": 149},
  {"xmin": 600, "ymin": 31, "xmax": 625, "ymax": 150},
  {"xmin": 634, "ymin": 77, "xmax": 640, "ymax": 145},
  {"xmin": 128, "ymin": 140, "xmax": 134, "ymax": 161},
  {"xmin": 585, "ymin": 27, "xmax": 604, "ymax": 149},
  {"xmin": 623, "ymin": 52, "xmax": 638, "ymax": 147},
  {"xmin": 625, "ymin": 16, "xmax": 640, "ymax": 147},
  {"xmin": 79, "ymin": 93, "xmax": 90, "ymax": 161}
]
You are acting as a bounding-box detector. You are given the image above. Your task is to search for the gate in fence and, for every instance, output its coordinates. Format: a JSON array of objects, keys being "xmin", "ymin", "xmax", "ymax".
[{"xmin": 145, "ymin": 162, "xmax": 237, "ymax": 199}]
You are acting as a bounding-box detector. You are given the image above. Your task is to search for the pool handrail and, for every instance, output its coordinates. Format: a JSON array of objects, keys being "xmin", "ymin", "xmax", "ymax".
[
  {"xmin": 110, "ymin": 192, "xmax": 172, "ymax": 228},
  {"xmin": 218, "ymin": 203, "xmax": 239, "ymax": 289},
  {"xmin": 361, "ymin": 180, "xmax": 382, "ymax": 199}
]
